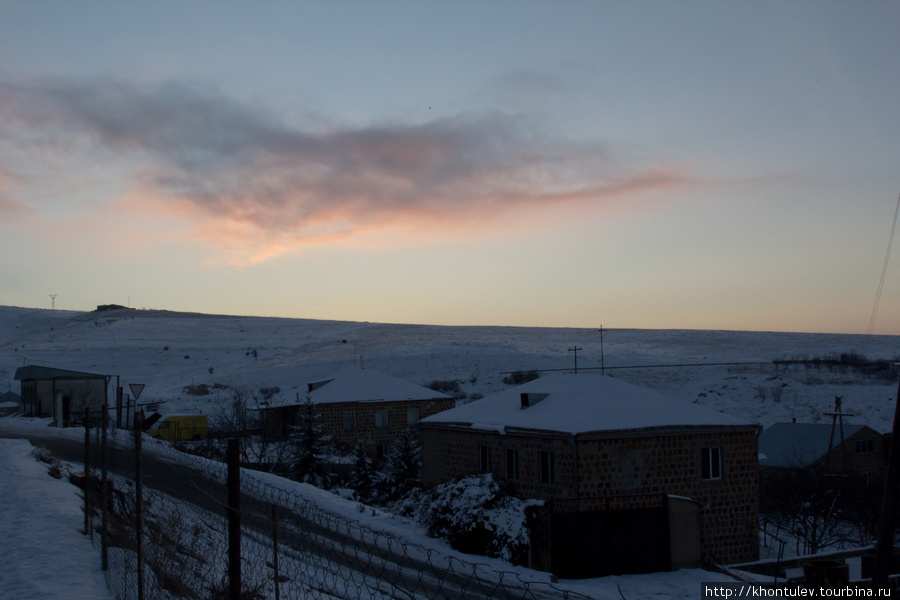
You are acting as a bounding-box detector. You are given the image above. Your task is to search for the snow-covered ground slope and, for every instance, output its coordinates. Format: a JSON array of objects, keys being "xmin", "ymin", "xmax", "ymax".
[
  {"xmin": 2, "ymin": 305, "xmax": 898, "ymax": 431},
  {"xmin": 0, "ymin": 438, "xmax": 115, "ymax": 600}
]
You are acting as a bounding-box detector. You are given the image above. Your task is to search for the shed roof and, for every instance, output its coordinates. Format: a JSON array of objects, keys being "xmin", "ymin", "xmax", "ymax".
[
  {"xmin": 758, "ymin": 422, "xmax": 870, "ymax": 468},
  {"xmin": 14, "ymin": 365, "xmax": 108, "ymax": 381},
  {"xmin": 420, "ymin": 372, "xmax": 752, "ymax": 435},
  {"xmin": 274, "ymin": 367, "xmax": 452, "ymax": 406}
]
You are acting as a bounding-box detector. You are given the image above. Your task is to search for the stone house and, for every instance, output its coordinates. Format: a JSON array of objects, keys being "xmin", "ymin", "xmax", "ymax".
[
  {"xmin": 758, "ymin": 422, "xmax": 888, "ymax": 480},
  {"xmin": 261, "ymin": 367, "xmax": 455, "ymax": 460},
  {"xmin": 14, "ymin": 365, "xmax": 110, "ymax": 426},
  {"xmin": 419, "ymin": 372, "xmax": 760, "ymax": 577}
]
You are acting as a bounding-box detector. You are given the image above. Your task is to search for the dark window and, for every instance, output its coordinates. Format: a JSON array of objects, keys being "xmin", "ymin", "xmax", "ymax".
[
  {"xmin": 406, "ymin": 408, "xmax": 419, "ymax": 425},
  {"xmin": 376, "ymin": 444, "xmax": 386, "ymax": 461},
  {"xmin": 855, "ymin": 439, "xmax": 874, "ymax": 454},
  {"xmin": 506, "ymin": 449, "xmax": 520, "ymax": 480},
  {"xmin": 539, "ymin": 451, "xmax": 555, "ymax": 485},
  {"xmin": 375, "ymin": 410, "xmax": 389, "ymax": 428},
  {"xmin": 479, "ymin": 445, "xmax": 492, "ymax": 472},
  {"xmin": 702, "ymin": 447, "xmax": 722, "ymax": 480}
]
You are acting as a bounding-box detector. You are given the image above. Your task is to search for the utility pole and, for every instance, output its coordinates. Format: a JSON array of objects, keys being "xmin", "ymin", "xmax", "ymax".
[
  {"xmin": 49, "ymin": 294, "xmax": 57, "ymax": 310},
  {"xmin": 568, "ymin": 346, "xmax": 583, "ymax": 374},
  {"xmin": 599, "ymin": 326, "xmax": 605, "ymax": 375},
  {"xmin": 872, "ymin": 379, "xmax": 900, "ymax": 584}
]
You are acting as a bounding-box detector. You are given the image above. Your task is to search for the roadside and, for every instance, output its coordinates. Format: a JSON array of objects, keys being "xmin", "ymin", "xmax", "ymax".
[{"xmin": 0, "ymin": 437, "xmax": 114, "ymax": 600}]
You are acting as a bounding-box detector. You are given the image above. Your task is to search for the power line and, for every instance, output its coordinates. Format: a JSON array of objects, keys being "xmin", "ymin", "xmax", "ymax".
[{"xmin": 865, "ymin": 190, "xmax": 900, "ymax": 341}]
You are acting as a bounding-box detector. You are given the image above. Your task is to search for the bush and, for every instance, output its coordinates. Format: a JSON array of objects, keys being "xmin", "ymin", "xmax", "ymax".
[
  {"xmin": 411, "ymin": 474, "xmax": 539, "ymax": 565},
  {"xmin": 502, "ymin": 370, "xmax": 540, "ymax": 386}
]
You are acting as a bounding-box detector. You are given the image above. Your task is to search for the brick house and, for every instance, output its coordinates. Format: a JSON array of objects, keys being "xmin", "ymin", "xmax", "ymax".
[
  {"xmin": 758, "ymin": 422, "xmax": 890, "ymax": 518},
  {"xmin": 261, "ymin": 367, "xmax": 455, "ymax": 460},
  {"xmin": 758, "ymin": 422, "xmax": 888, "ymax": 479},
  {"xmin": 419, "ymin": 372, "xmax": 760, "ymax": 577},
  {"xmin": 14, "ymin": 365, "xmax": 110, "ymax": 426}
]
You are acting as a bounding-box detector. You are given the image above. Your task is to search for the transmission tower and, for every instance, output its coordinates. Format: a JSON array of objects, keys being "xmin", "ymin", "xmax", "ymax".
[{"xmin": 49, "ymin": 294, "xmax": 57, "ymax": 310}]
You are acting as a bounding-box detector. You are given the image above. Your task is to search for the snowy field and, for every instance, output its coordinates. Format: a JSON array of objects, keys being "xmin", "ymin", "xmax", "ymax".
[
  {"xmin": 1, "ymin": 305, "xmax": 898, "ymax": 598},
  {"xmin": 1, "ymin": 305, "xmax": 898, "ymax": 432}
]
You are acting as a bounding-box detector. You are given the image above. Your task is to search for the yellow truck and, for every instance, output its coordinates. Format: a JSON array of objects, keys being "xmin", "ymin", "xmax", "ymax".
[{"xmin": 149, "ymin": 414, "xmax": 208, "ymax": 441}]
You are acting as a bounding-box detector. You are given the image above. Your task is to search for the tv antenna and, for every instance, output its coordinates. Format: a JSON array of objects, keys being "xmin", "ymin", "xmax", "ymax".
[
  {"xmin": 568, "ymin": 346, "xmax": 583, "ymax": 373},
  {"xmin": 49, "ymin": 294, "xmax": 57, "ymax": 310}
]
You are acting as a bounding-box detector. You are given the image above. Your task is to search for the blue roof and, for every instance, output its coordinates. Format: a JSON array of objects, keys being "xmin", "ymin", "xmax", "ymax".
[{"xmin": 758, "ymin": 422, "xmax": 868, "ymax": 468}]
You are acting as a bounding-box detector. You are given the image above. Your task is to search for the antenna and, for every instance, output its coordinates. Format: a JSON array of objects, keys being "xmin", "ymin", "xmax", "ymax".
[
  {"xmin": 49, "ymin": 294, "xmax": 57, "ymax": 310},
  {"xmin": 568, "ymin": 346, "xmax": 583, "ymax": 373}
]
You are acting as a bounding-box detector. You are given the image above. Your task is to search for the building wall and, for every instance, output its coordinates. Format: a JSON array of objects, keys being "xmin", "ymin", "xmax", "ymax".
[
  {"xmin": 812, "ymin": 427, "xmax": 888, "ymax": 479},
  {"xmin": 420, "ymin": 424, "xmax": 759, "ymax": 564},
  {"xmin": 21, "ymin": 377, "xmax": 107, "ymax": 422},
  {"xmin": 264, "ymin": 397, "xmax": 455, "ymax": 459}
]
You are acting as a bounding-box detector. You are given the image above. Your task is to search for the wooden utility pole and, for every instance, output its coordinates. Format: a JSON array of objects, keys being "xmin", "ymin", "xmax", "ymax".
[
  {"xmin": 872, "ymin": 379, "xmax": 900, "ymax": 584},
  {"xmin": 228, "ymin": 439, "xmax": 242, "ymax": 599},
  {"xmin": 569, "ymin": 346, "xmax": 583, "ymax": 373}
]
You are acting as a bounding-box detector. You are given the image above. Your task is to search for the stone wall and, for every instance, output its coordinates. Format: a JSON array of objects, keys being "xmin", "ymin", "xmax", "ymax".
[{"xmin": 420, "ymin": 424, "xmax": 760, "ymax": 564}]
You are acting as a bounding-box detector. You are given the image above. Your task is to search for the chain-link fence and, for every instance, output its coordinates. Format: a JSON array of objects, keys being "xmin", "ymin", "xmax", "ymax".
[{"xmin": 78, "ymin": 407, "xmax": 600, "ymax": 600}]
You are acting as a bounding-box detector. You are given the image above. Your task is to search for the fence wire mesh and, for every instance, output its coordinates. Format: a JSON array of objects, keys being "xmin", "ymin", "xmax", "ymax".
[{"xmin": 78, "ymin": 412, "xmax": 599, "ymax": 600}]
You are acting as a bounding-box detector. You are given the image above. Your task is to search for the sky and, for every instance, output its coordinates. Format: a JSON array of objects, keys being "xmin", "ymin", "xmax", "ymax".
[{"xmin": 1, "ymin": 1, "xmax": 899, "ymax": 334}]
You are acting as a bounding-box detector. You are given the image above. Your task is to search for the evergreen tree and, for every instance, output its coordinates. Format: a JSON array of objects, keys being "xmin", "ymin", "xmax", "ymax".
[
  {"xmin": 290, "ymin": 395, "xmax": 331, "ymax": 487},
  {"xmin": 383, "ymin": 428, "xmax": 421, "ymax": 500},
  {"xmin": 349, "ymin": 440, "xmax": 375, "ymax": 503}
]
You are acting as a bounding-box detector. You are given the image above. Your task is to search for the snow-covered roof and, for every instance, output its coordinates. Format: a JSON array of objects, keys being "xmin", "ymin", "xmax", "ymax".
[
  {"xmin": 278, "ymin": 367, "xmax": 452, "ymax": 406},
  {"xmin": 420, "ymin": 372, "xmax": 753, "ymax": 435},
  {"xmin": 758, "ymin": 422, "xmax": 870, "ymax": 468}
]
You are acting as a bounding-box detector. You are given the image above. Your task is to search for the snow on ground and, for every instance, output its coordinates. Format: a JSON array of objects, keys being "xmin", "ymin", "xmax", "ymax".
[
  {"xmin": 0, "ymin": 424, "xmax": 739, "ymax": 600},
  {"xmin": 0, "ymin": 437, "xmax": 114, "ymax": 600},
  {"xmin": 1, "ymin": 306, "xmax": 898, "ymax": 432}
]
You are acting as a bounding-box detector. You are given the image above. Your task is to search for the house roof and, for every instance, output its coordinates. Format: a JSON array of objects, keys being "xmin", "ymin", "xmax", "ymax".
[
  {"xmin": 14, "ymin": 365, "xmax": 108, "ymax": 381},
  {"xmin": 275, "ymin": 367, "xmax": 453, "ymax": 406},
  {"xmin": 0, "ymin": 391, "xmax": 22, "ymax": 403},
  {"xmin": 758, "ymin": 422, "xmax": 870, "ymax": 468},
  {"xmin": 419, "ymin": 372, "xmax": 753, "ymax": 435}
]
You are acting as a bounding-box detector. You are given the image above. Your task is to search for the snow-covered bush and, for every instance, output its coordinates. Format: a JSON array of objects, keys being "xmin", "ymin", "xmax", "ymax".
[{"xmin": 400, "ymin": 473, "xmax": 540, "ymax": 565}]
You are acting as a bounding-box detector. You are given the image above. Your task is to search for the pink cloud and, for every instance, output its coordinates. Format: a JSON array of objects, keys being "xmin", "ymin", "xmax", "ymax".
[{"xmin": 0, "ymin": 78, "xmax": 697, "ymax": 263}]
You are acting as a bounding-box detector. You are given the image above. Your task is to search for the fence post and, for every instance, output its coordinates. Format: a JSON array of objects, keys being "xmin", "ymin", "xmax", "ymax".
[
  {"xmin": 228, "ymin": 439, "xmax": 242, "ymax": 599},
  {"xmin": 101, "ymin": 403, "xmax": 109, "ymax": 571},
  {"xmin": 135, "ymin": 411, "xmax": 145, "ymax": 600},
  {"xmin": 272, "ymin": 504, "xmax": 281, "ymax": 600},
  {"xmin": 84, "ymin": 406, "xmax": 91, "ymax": 538}
]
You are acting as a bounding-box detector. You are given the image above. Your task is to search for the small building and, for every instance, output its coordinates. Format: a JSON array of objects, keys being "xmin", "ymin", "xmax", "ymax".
[
  {"xmin": 0, "ymin": 390, "xmax": 22, "ymax": 417},
  {"xmin": 14, "ymin": 365, "xmax": 110, "ymax": 426},
  {"xmin": 758, "ymin": 422, "xmax": 887, "ymax": 479},
  {"xmin": 419, "ymin": 372, "xmax": 760, "ymax": 577},
  {"xmin": 261, "ymin": 367, "xmax": 455, "ymax": 459}
]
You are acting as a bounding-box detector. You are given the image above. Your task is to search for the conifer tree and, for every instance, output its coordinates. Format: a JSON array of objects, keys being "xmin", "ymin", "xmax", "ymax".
[
  {"xmin": 290, "ymin": 395, "xmax": 331, "ymax": 486},
  {"xmin": 350, "ymin": 440, "xmax": 374, "ymax": 503},
  {"xmin": 383, "ymin": 428, "xmax": 421, "ymax": 500}
]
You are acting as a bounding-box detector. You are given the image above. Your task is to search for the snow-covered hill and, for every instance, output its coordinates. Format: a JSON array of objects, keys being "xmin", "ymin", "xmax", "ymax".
[{"xmin": 2, "ymin": 305, "xmax": 898, "ymax": 432}]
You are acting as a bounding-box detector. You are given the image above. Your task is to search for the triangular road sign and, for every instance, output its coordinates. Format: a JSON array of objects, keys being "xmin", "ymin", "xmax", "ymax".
[{"xmin": 129, "ymin": 384, "xmax": 145, "ymax": 401}]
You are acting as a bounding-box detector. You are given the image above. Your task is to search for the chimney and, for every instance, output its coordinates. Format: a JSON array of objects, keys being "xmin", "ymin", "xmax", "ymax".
[{"xmin": 520, "ymin": 392, "xmax": 548, "ymax": 409}]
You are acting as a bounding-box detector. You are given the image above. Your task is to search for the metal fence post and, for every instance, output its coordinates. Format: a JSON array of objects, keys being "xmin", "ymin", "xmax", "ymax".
[
  {"xmin": 135, "ymin": 411, "xmax": 145, "ymax": 600},
  {"xmin": 84, "ymin": 406, "xmax": 91, "ymax": 538},
  {"xmin": 101, "ymin": 403, "xmax": 109, "ymax": 571},
  {"xmin": 228, "ymin": 439, "xmax": 242, "ymax": 599},
  {"xmin": 272, "ymin": 504, "xmax": 281, "ymax": 600}
]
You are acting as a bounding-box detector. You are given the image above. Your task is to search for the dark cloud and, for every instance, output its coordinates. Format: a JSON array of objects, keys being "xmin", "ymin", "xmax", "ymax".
[{"xmin": 0, "ymin": 78, "xmax": 691, "ymax": 254}]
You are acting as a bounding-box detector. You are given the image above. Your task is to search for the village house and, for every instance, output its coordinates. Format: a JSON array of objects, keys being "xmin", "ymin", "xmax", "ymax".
[
  {"xmin": 758, "ymin": 421, "xmax": 888, "ymax": 480},
  {"xmin": 419, "ymin": 372, "xmax": 760, "ymax": 578},
  {"xmin": 0, "ymin": 390, "xmax": 22, "ymax": 417},
  {"xmin": 261, "ymin": 367, "xmax": 455, "ymax": 460},
  {"xmin": 14, "ymin": 365, "xmax": 110, "ymax": 426}
]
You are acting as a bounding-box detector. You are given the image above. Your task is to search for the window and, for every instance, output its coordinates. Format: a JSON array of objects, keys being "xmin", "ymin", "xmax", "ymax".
[
  {"xmin": 406, "ymin": 408, "xmax": 419, "ymax": 426},
  {"xmin": 702, "ymin": 447, "xmax": 722, "ymax": 480},
  {"xmin": 506, "ymin": 449, "xmax": 520, "ymax": 480},
  {"xmin": 479, "ymin": 445, "xmax": 492, "ymax": 472},
  {"xmin": 376, "ymin": 444, "xmax": 386, "ymax": 461},
  {"xmin": 375, "ymin": 410, "xmax": 389, "ymax": 428},
  {"xmin": 342, "ymin": 411, "xmax": 356, "ymax": 431},
  {"xmin": 539, "ymin": 451, "xmax": 554, "ymax": 485},
  {"xmin": 855, "ymin": 439, "xmax": 874, "ymax": 454}
]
